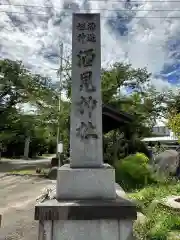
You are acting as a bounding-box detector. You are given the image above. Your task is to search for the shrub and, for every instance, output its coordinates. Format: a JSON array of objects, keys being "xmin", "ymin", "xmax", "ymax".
[
  {"xmin": 115, "ymin": 152, "xmax": 155, "ymax": 190},
  {"xmin": 129, "ymin": 182, "xmax": 180, "ymax": 240}
]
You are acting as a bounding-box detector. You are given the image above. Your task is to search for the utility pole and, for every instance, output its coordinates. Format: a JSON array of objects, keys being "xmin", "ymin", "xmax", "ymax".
[{"xmin": 56, "ymin": 42, "xmax": 63, "ymax": 167}]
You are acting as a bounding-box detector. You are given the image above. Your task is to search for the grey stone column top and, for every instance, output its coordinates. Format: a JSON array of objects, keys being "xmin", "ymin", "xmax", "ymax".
[{"xmin": 35, "ymin": 196, "xmax": 137, "ymax": 221}]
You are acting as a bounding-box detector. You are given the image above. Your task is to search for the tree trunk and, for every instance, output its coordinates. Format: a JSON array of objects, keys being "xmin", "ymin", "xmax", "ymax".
[
  {"xmin": 23, "ymin": 136, "xmax": 30, "ymax": 159},
  {"xmin": 113, "ymin": 130, "xmax": 118, "ymax": 167}
]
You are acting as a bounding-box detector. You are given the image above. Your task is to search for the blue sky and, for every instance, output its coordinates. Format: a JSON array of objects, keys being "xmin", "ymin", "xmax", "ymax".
[
  {"xmin": 160, "ymin": 38, "xmax": 180, "ymax": 85},
  {"xmin": 0, "ymin": 0, "xmax": 180, "ymax": 92},
  {"xmin": 107, "ymin": 12, "xmax": 132, "ymax": 37},
  {"xmin": 107, "ymin": 6, "xmax": 180, "ymax": 88},
  {"xmin": 161, "ymin": 62, "xmax": 180, "ymax": 84}
]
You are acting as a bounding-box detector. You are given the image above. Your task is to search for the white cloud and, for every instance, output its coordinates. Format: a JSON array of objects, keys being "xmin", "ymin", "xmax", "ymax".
[
  {"xmin": 151, "ymin": 77, "xmax": 178, "ymax": 92},
  {"xmin": 0, "ymin": 0, "xmax": 180, "ymax": 91}
]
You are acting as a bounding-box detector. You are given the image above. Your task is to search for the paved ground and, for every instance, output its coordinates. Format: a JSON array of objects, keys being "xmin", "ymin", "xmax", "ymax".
[
  {"xmin": 0, "ymin": 175, "xmax": 55, "ymax": 240},
  {"xmin": 0, "ymin": 155, "xmax": 55, "ymax": 177}
]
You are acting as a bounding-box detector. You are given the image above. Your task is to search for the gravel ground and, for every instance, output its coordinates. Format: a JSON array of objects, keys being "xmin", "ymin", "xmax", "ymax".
[{"xmin": 0, "ymin": 175, "xmax": 55, "ymax": 240}]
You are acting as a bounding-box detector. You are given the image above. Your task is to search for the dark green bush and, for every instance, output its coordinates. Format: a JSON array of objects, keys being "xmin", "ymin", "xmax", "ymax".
[{"xmin": 115, "ymin": 152, "xmax": 156, "ymax": 191}]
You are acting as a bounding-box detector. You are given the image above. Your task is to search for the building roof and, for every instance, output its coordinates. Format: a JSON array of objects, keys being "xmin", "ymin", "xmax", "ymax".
[
  {"xmin": 102, "ymin": 104, "xmax": 133, "ymax": 133},
  {"xmin": 142, "ymin": 136, "xmax": 178, "ymax": 142},
  {"xmin": 67, "ymin": 104, "xmax": 133, "ymax": 134}
]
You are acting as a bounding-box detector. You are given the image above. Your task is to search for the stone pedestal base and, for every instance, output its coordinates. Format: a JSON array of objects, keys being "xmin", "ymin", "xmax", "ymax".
[
  {"xmin": 35, "ymin": 163, "xmax": 137, "ymax": 240},
  {"xmin": 35, "ymin": 186, "xmax": 137, "ymax": 240},
  {"xmin": 38, "ymin": 219, "xmax": 134, "ymax": 240},
  {"xmin": 56, "ymin": 164, "xmax": 116, "ymax": 200}
]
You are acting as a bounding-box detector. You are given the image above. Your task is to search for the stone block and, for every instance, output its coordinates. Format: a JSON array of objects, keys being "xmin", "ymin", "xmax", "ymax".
[
  {"xmin": 37, "ymin": 219, "xmax": 135, "ymax": 240},
  {"xmin": 70, "ymin": 13, "xmax": 103, "ymax": 168},
  {"xmin": 35, "ymin": 188, "xmax": 137, "ymax": 221},
  {"xmin": 35, "ymin": 184, "xmax": 137, "ymax": 240},
  {"xmin": 56, "ymin": 164, "xmax": 116, "ymax": 200},
  {"xmin": 154, "ymin": 150, "xmax": 179, "ymax": 175},
  {"xmin": 48, "ymin": 167, "xmax": 58, "ymax": 180},
  {"xmin": 53, "ymin": 220, "xmax": 134, "ymax": 240}
]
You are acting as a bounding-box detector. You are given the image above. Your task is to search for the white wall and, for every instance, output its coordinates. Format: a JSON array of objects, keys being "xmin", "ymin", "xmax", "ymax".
[{"xmin": 152, "ymin": 126, "xmax": 170, "ymax": 136}]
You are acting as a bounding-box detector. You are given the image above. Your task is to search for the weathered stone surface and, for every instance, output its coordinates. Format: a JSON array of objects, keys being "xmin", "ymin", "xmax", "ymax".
[
  {"xmin": 37, "ymin": 219, "xmax": 135, "ymax": 240},
  {"xmin": 154, "ymin": 150, "xmax": 179, "ymax": 175},
  {"xmin": 48, "ymin": 167, "xmax": 58, "ymax": 180},
  {"xmin": 161, "ymin": 195, "xmax": 180, "ymax": 210},
  {"xmin": 38, "ymin": 220, "xmax": 52, "ymax": 240},
  {"xmin": 35, "ymin": 183, "xmax": 137, "ymax": 221},
  {"xmin": 70, "ymin": 13, "xmax": 103, "ymax": 168},
  {"xmin": 50, "ymin": 157, "xmax": 58, "ymax": 167},
  {"xmin": 148, "ymin": 196, "xmax": 180, "ymax": 213},
  {"xmin": 35, "ymin": 198, "xmax": 137, "ymax": 221},
  {"xmin": 53, "ymin": 220, "xmax": 135, "ymax": 240},
  {"xmin": 56, "ymin": 164, "xmax": 116, "ymax": 200}
]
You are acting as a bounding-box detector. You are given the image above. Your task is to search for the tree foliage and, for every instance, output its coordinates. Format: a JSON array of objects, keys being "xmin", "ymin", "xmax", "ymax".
[
  {"xmin": 62, "ymin": 61, "xmax": 169, "ymax": 135},
  {"xmin": 0, "ymin": 59, "xmax": 68, "ymax": 158},
  {"xmin": 61, "ymin": 59, "xmax": 172, "ymax": 163},
  {"xmin": 166, "ymin": 89, "xmax": 180, "ymax": 143},
  {"xmin": 167, "ymin": 90, "xmax": 180, "ymax": 114},
  {"xmin": 167, "ymin": 113, "xmax": 180, "ymax": 142},
  {"xmin": 0, "ymin": 57, "xmax": 174, "ymax": 161}
]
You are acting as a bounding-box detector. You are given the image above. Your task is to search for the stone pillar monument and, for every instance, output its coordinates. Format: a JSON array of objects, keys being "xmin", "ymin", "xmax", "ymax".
[
  {"xmin": 35, "ymin": 13, "xmax": 137, "ymax": 240},
  {"xmin": 55, "ymin": 13, "xmax": 116, "ymax": 200},
  {"xmin": 70, "ymin": 13, "xmax": 103, "ymax": 168}
]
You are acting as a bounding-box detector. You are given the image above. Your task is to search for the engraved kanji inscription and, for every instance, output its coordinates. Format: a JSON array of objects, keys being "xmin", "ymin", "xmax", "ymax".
[
  {"xmin": 77, "ymin": 33, "xmax": 86, "ymax": 44},
  {"xmin": 76, "ymin": 22, "xmax": 96, "ymax": 31},
  {"xmin": 78, "ymin": 96, "xmax": 97, "ymax": 117},
  {"xmin": 76, "ymin": 22, "xmax": 86, "ymax": 31},
  {"xmin": 77, "ymin": 33, "xmax": 96, "ymax": 43},
  {"xmin": 87, "ymin": 33, "xmax": 96, "ymax": 42},
  {"xmin": 77, "ymin": 49, "xmax": 95, "ymax": 67},
  {"xmin": 76, "ymin": 121, "xmax": 98, "ymax": 139},
  {"xmin": 87, "ymin": 22, "xmax": 96, "ymax": 31},
  {"xmin": 80, "ymin": 71, "xmax": 96, "ymax": 92}
]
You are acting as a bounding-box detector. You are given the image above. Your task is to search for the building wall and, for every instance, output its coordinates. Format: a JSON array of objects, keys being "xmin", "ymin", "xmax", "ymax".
[{"xmin": 152, "ymin": 126, "xmax": 170, "ymax": 136}]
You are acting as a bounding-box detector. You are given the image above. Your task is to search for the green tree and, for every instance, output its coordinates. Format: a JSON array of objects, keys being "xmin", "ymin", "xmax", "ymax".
[
  {"xmin": 62, "ymin": 61, "xmax": 169, "ymax": 162},
  {"xmin": 167, "ymin": 89, "xmax": 180, "ymax": 114},
  {"xmin": 63, "ymin": 62, "xmax": 168, "ymax": 140},
  {"xmin": 62, "ymin": 61, "xmax": 168, "ymax": 132},
  {"xmin": 166, "ymin": 89, "xmax": 180, "ymax": 142},
  {"xmin": 0, "ymin": 59, "xmax": 61, "ymax": 159},
  {"xmin": 167, "ymin": 113, "xmax": 180, "ymax": 142},
  {"xmin": 0, "ymin": 58, "xmax": 57, "ymax": 114}
]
